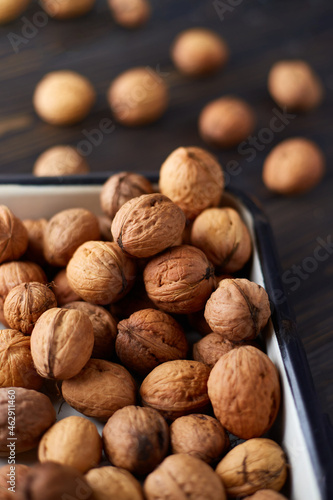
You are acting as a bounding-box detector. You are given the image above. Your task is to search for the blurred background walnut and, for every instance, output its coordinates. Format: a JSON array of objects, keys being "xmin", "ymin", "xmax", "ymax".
[
  {"xmin": 0, "ymin": 464, "xmax": 29, "ymax": 492},
  {"xmin": 85, "ymin": 466, "xmax": 144, "ymax": 500},
  {"xmin": 33, "ymin": 146, "xmax": 90, "ymax": 177},
  {"xmin": 0, "ymin": 205, "xmax": 28, "ymax": 264},
  {"xmin": 108, "ymin": 0, "xmax": 151, "ymax": 29}
]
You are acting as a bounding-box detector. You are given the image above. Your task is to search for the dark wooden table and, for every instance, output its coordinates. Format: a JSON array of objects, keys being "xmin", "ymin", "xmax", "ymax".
[{"xmin": 0, "ymin": 0, "xmax": 332, "ymax": 422}]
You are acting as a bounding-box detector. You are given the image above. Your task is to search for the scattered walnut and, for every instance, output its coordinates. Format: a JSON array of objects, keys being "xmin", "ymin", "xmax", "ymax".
[
  {"xmin": 33, "ymin": 146, "xmax": 89, "ymax": 177},
  {"xmin": 0, "ymin": 0, "xmax": 30, "ymax": 24},
  {"xmin": 85, "ymin": 466, "xmax": 144, "ymax": 500},
  {"xmin": 108, "ymin": 0, "xmax": 150, "ymax": 28},
  {"xmin": 52, "ymin": 268, "xmax": 81, "ymax": 306},
  {"xmin": 22, "ymin": 218, "xmax": 47, "ymax": 264},
  {"xmin": 244, "ymin": 491, "xmax": 288, "ymax": 500},
  {"xmin": 0, "ymin": 205, "xmax": 28, "ymax": 264},
  {"xmin": 193, "ymin": 333, "xmax": 238, "ymax": 368},
  {"xmin": 0, "ymin": 464, "xmax": 29, "ymax": 491}
]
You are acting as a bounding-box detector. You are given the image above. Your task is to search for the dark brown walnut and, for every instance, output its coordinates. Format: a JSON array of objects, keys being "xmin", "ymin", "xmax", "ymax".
[
  {"xmin": 208, "ymin": 346, "xmax": 281, "ymax": 439},
  {"xmin": 144, "ymin": 245, "xmax": 215, "ymax": 314},
  {"xmin": 111, "ymin": 193, "xmax": 186, "ymax": 259},
  {"xmin": 0, "ymin": 387, "xmax": 56, "ymax": 455},
  {"xmin": 103, "ymin": 406, "xmax": 169, "ymax": 475},
  {"xmin": 244, "ymin": 491, "xmax": 288, "ymax": 500},
  {"xmin": 191, "ymin": 207, "xmax": 252, "ymax": 272},
  {"xmin": 16, "ymin": 462, "xmax": 94, "ymax": 500},
  {"xmin": 4, "ymin": 282, "xmax": 57, "ymax": 335},
  {"xmin": 66, "ymin": 241, "xmax": 136, "ymax": 305},
  {"xmin": 110, "ymin": 278, "xmax": 157, "ymax": 319},
  {"xmin": 193, "ymin": 333, "xmax": 238, "ymax": 368},
  {"xmin": 98, "ymin": 215, "xmax": 113, "ymax": 241},
  {"xmin": 140, "ymin": 360, "xmax": 211, "ymax": 421},
  {"xmin": 116, "ymin": 309, "xmax": 188, "ymax": 376},
  {"xmin": 101, "ymin": 172, "xmax": 154, "ymax": 220},
  {"xmin": 39, "ymin": 0, "xmax": 96, "ymax": 19},
  {"xmin": 216, "ymin": 438, "xmax": 287, "ymax": 497},
  {"xmin": 0, "ymin": 464, "xmax": 29, "ymax": 492},
  {"xmin": 30, "ymin": 308, "xmax": 94, "ymax": 380},
  {"xmin": 170, "ymin": 414, "xmax": 229, "ymax": 464},
  {"xmin": 0, "ymin": 330, "xmax": 42, "ymax": 390},
  {"xmin": 52, "ymin": 268, "xmax": 81, "ymax": 306},
  {"xmin": 0, "ymin": 206, "xmax": 28, "ymax": 264},
  {"xmin": 85, "ymin": 466, "xmax": 144, "ymax": 500},
  {"xmin": 62, "ymin": 359, "xmax": 136, "ymax": 421},
  {"xmin": 159, "ymin": 146, "xmax": 224, "ymax": 220},
  {"xmin": 108, "ymin": 0, "xmax": 151, "ymax": 29},
  {"xmin": 64, "ymin": 301, "xmax": 117, "ymax": 359},
  {"xmin": 144, "ymin": 453, "xmax": 226, "ymax": 500},
  {"xmin": 22, "ymin": 218, "xmax": 47, "ymax": 264},
  {"xmin": 44, "ymin": 208, "xmax": 100, "ymax": 267},
  {"xmin": 205, "ymin": 278, "xmax": 271, "ymax": 342}
]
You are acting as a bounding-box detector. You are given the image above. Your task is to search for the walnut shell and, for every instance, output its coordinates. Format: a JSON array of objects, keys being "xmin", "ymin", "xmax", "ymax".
[
  {"xmin": 38, "ymin": 416, "xmax": 102, "ymax": 473},
  {"xmin": 0, "ymin": 464, "xmax": 29, "ymax": 492},
  {"xmin": 193, "ymin": 333, "xmax": 238, "ymax": 368},
  {"xmin": 62, "ymin": 359, "xmax": 136, "ymax": 421},
  {"xmin": 22, "ymin": 218, "xmax": 47, "ymax": 264},
  {"xmin": 191, "ymin": 207, "xmax": 252, "ymax": 272},
  {"xmin": 116, "ymin": 309, "xmax": 188, "ymax": 376},
  {"xmin": 52, "ymin": 268, "xmax": 81, "ymax": 306},
  {"xmin": 144, "ymin": 453, "xmax": 226, "ymax": 500},
  {"xmin": 108, "ymin": 0, "xmax": 150, "ymax": 28},
  {"xmin": 0, "ymin": 206, "xmax": 28, "ymax": 264},
  {"xmin": 159, "ymin": 147, "xmax": 224, "ymax": 220},
  {"xmin": 140, "ymin": 360, "xmax": 211, "ymax": 421},
  {"xmin": 63, "ymin": 301, "xmax": 117, "ymax": 359},
  {"xmin": 244, "ymin": 491, "xmax": 288, "ymax": 500},
  {"xmin": 216, "ymin": 438, "xmax": 287, "ymax": 497},
  {"xmin": 208, "ymin": 346, "xmax": 281, "ymax": 439},
  {"xmin": 85, "ymin": 466, "xmax": 144, "ymax": 500},
  {"xmin": 31, "ymin": 307, "xmax": 94, "ymax": 380},
  {"xmin": 103, "ymin": 406, "xmax": 169, "ymax": 475},
  {"xmin": 144, "ymin": 245, "xmax": 215, "ymax": 314},
  {"xmin": 4, "ymin": 282, "xmax": 57, "ymax": 335},
  {"xmin": 0, "ymin": 0, "xmax": 31, "ymax": 24},
  {"xmin": 33, "ymin": 145, "xmax": 90, "ymax": 177},
  {"xmin": 66, "ymin": 241, "xmax": 136, "ymax": 305},
  {"xmin": 204, "ymin": 278, "xmax": 271, "ymax": 342},
  {"xmin": 44, "ymin": 208, "xmax": 100, "ymax": 267},
  {"xmin": 170, "ymin": 414, "xmax": 229, "ymax": 464},
  {"xmin": 0, "ymin": 330, "xmax": 43, "ymax": 390},
  {"xmin": 0, "ymin": 387, "xmax": 56, "ymax": 455}
]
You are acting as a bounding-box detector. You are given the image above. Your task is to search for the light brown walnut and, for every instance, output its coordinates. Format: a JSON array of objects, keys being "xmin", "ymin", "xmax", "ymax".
[
  {"xmin": 108, "ymin": 0, "xmax": 150, "ymax": 28},
  {"xmin": 52, "ymin": 268, "xmax": 81, "ymax": 306},
  {"xmin": 22, "ymin": 218, "xmax": 47, "ymax": 265},
  {"xmin": 244, "ymin": 491, "xmax": 288, "ymax": 500},
  {"xmin": 193, "ymin": 333, "xmax": 238, "ymax": 368},
  {"xmin": 0, "ymin": 205, "xmax": 28, "ymax": 264},
  {"xmin": 33, "ymin": 146, "xmax": 89, "ymax": 177},
  {"xmin": 0, "ymin": 464, "xmax": 29, "ymax": 491},
  {"xmin": 85, "ymin": 466, "xmax": 144, "ymax": 500}
]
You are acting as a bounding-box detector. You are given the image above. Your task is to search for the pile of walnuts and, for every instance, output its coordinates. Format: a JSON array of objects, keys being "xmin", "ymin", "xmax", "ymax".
[{"xmin": 0, "ymin": 147, "xmax": 288, "ymax": 500}]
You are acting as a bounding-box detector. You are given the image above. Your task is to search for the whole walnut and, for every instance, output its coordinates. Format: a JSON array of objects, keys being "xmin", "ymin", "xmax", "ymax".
[
  {"xmin": 116, "ymin": 308, "xmax": 188, "ymax": 376},
  {"xmin": 0, "ymin": 206, "xmax": 28, "ymax": 264},
  {"xmin": 100, "ymin": 172, "xmax": 154, "ymax": 220},
  {"xmin": 38, "ymin": 416, "xmax": 102, "ymax": 473},
  {"xmin": 44, "ymin": 208, "xmax": 100, "ymax": 267},
  {"xmin": 140, "ymin": 360, "xmax": 211, "ymax": 421},
  {"xmin": 66, "ymin": 241, "xmax": 136, "ymax": 305},
  {"xmin": 112, "ymin": 193, "xmax": 186, "ymax": 258},
  {"xmin": 0, "ymin": 464, "xmax": 29, "ymax": 491},
  {"xmin": 85, "ymin": 466, "xmax": 144, "ymax": 500},
  {"xmin": 170, "ymin": 414, "xmax": 229, "ymax": 464},
  {"xmin": 191, "ymin": 207, "xmax": 252, "ymax": 272},
  {"xmin": 216, "ymin": 438, "xmax": 287, "ymax": 497},
  {"xmin": 0, "ymin": 0, "xmax": 30, "ymax": 24},
  {"xmin": 103, "ymin": 406, "xmax": 169, "ymax": 475},
  {"xmin": 193, "ymin": 333, "xmax": 238, "ymax": 368},
  {"xmin": 31, "ymin": 307, "xmax": 94, "ymax": 380},
  {"xmin": 110, "ymin": 278, "xmax": 157, "ymax": 319},
  {"xmin": 4, "ymin": 282, "xmax": 57, "ymax": 335},
  {"xmin": 204, "ymin": 278, "xmax": 271, "ymax": 342},
  {"xmin": 22, "ymin": 218, "xmax": 47, "ymax": 264},
  {"xmin": 159, "ymin": 146, "xmax": 224, "ymax": 220},
  {"xmin": 33, "ymin": 145, "xmax": 90, "ymax": 177},
  {"xmin": 62, "ymin": 359, "xmax": 136, "ymax": 421},
  {"xmin": 144, "ymin": 245, "xmax": 215, "ymax": 314},
  {"xmin": 0, "ymin": 330, "xmax": 43, "ymax": 390},
  {"xmin": 208, "ymin": 346, "xmax": 281, "ymax": 439},
  {"xmin": 108, "ymin": 0, "xmax": 151, "ymax": 28},
  {"xmin": 263, "ymin": 137, "xmax": 325, "ymax": 195},
  {"xmin": 52, "ymin": 268, "xmax": 81, "ymax": 305},
  {"xmin": 268, "ymin": 60, "xmax": 323, "ymax": 111},
  {"xmin": 244, "ymin": 491, "xmax": 288, "ymax": 500},
  {"xmin": 144, "ymin": 453, "xmax": 226, "ymax": 500},
  {"xmin": 0, "ymin": 387, "xmax": 56, "ymax": 455}
]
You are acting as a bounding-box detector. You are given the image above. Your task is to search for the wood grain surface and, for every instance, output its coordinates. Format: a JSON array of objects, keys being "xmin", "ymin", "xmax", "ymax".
[{"xmin": 0, "ymin": 0, "xmax": 332, "ymax": 422}]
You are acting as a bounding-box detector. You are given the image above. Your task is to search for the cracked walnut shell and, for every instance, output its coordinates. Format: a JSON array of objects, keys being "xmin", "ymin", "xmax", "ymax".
[{"xmin": 0, "ymin": 205, "xmax": 28, "ymax": 264}]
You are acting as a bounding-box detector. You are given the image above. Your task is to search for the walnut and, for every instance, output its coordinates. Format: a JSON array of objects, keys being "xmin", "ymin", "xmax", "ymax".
[
  {"xmin": 85, "ymin": 466, "xmax": 144, "ymax": 500},
  {"xmin": 191, "ymin": 207, "xmax": 252, "ymax": 272},
  {"xmin": 216, "ymin": 438, "xmax": 287, "ymax": 497},
  {"xmin": 0, "ymin": 387, "xmax": 56, "ymax": 455},
  {"xmin": 22, "ymin": 218, "xmax": 47, "ymax": 265},
  {"xmin": 140, "ymin": 360, "xmax": 211, "ymax": 421},
  {"xmin": 204, "ymin": 278, "xmax": 271, "ymax": 342},
  {"xmin": 108, "ymin": 0, "xmax": 150, "ymax": 28},
  {"xmin": 33, "ymin": 145, "xmax": 89, "ymax": 177},
  {"xmin": 0, "ymin": 206, "xmax": 28, "ymax": 264},
  {"xmin": 109, "ymin": 277, "xmax": 157, "ymax": 319},
  {"xmin": 38, "ymin": 416, "xmax": 102, "ymax": 473},
  {"xmin": 193, "ymin": 333, "xmax": 238, "ymax": 368},
  {"xmin": 4, "ymin": 283, "xmax": 57, "ymax": 335},
  {"xmin": 244, "ymin": 491, "xmax": 288, "ymax": 500},
  {"xmin": 0, "ymin": 0, "xmax": 30, "ymax": 24},
  {"xmin": 171, "ymin": 28, "xmax": 229, "ymax": 77},
  {"xmin": 52, "ymin": 268, "xmax": 81, "ymax": 306},
  {"xmin": 268, "ymin": 60, "xmax": 323, "ymax": 111},
  {"xmin": 30, "ymin": 307, "xmax": 94, "ymax": 380},
  {"xmin": 64, "ymin": 301, "xmax": 117, "ymax": 359},
  {"xmin": 208, "ymin": 346, "xmax": 281, "ymax": 439},
  {"xmin": 62, "ymin": 359, "xmax": 136, "ymax": 421},
  {"xmin": 0, "ymin": 464, "xmax": 29, "ymax": 492},
  {"xmin": 44, "ymin": 208, "xmax": 100, "ymax": 267},
  {"xmin": 66, "ymin": 241, "xmax": 136, "ymax": 305},
  {"xmin": 170, "ymin": 414, "xmax": 229, "ymax": 464},
  {"xmin": 102, "ymin": 406, "xmax": 169, "ymax": 475},
  {"xmin": 98, "ymin": 215, "xmax": 113, "ymax": 241},
  {"xmin": 101, "ymin": 172, "xmax": 154, "ymax": 220},
  {"xmin": 116, "ymin": 308, "xmax": 188, "ymax": 376},
  {"xmin": 111, "ymin": 193, "xmax": 186, "ymax": 258},
  {"xmin": 144, "ymin": 453, "xmax": 226, "ymax": 500},
  {"xmin": 263, "ymin": 137, "xmax": 325, "ymax": 195},
  {"xmin": 159, "ymin": 147, "xmax": 224, "ymax": 220},
  {"xmin": 0, "ymin": 330, "xmax": 42, "ymax": 390},
  {"xmin": 144, "ymin": 245, "xmax": 215, "ymax": 314}
]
